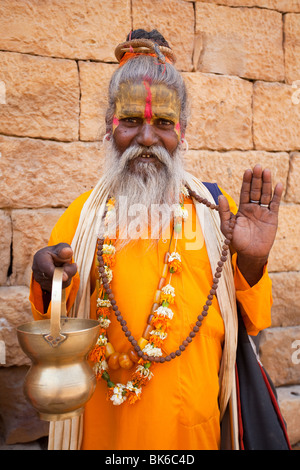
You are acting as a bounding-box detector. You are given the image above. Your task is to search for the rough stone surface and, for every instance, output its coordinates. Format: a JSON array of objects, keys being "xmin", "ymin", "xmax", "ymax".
[
  {"xmin": 183, "ymin": 149, "xmax": 289, "ymax": 203},
  {"xmin": 286, "ymin": 152, "xmax": 300, "ymax": 203},
  {"xmin": 10, "ymin": 209, "xmax": 65, "ymax": 287},
  {"xmin": 195, "ymin": 3, "xmax": 284, "ymax": 81},
  {"xmin": 132, "ymin": 0, "xmax": 195, "ymax": 72},
  {"xmin": 79, "ymin": 62, "xmax": 118, "ymax": 142},
  {"xmin": 277, "ymin": 385, "xmax": 300, "ymax": 446},
  {"xmin": 259, "ymin": 326, "xmax": 300, "ymax": 386},
  {"xmin": 183, "ymin": 73, "xmax": 253, "ymax": 150},
  {"xmin": 0, "ymin": 0, "xmax": 131, "ymax": 62},
  {"xmin": 0, "ymin": 135, "xmax": 104, "ymax": 209},
  {"xmin": 0, "ymin": 286, "xmax": 32, "ymax": 367},
  {"xmin": 270, "ymin": 272, "xmax": 300, "ymax": 327},
  {"xmin": 185, "ymin": 0, "xmax": 300, "ymax": 13},
  {"xmin": 267, "ymin": 204, "xmax": 300, "ymax": 273},
  {"xmin": 0, "ymin": 211, "xmax": 11, "ymax": 285},
  {"xmin": 284, "ymin": 14, "xmax": 300, "ymax": 84},
  {"xmin": 253, "ymin": 81, "xmax": 300, "ymax": 151},
  {"xmin": 0, "ymin": 366, "xmax": 49, "ymax": 445},
  {"xmin": 0, "ymin": 51, "xmax": 79, "ymax": 141}
]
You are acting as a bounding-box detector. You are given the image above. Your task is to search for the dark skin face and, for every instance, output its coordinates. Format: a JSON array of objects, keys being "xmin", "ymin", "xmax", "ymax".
[{"xmin": 111, "ymin": 81, "xmax": 182, "ymax": 164}]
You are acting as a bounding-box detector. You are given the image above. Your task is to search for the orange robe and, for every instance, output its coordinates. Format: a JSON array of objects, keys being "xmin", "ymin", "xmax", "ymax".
[{"xmin": 29, "ymin": 189, "xmax": 272, "ymax": 450}]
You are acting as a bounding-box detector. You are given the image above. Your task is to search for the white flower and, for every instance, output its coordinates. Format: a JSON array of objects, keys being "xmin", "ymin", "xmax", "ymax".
[
  {"xmin": 100, "ymin": 266, "xmax": 113, "ymax": 284},
  {"xmin": 105, "ymin": 208, "xmax": 116, "ymax": 225},
  {"xmin": 111, "ymin": 384, "xmax": 127, "ymax": 405},
  {"xmin": 180, "ymin": 185, "xmax": 189, "ymax": 197},
  {"xmin": 142, "ymin": 343, "xmax": 162, "ymax": 357},
  {"xmin": 97, "ymin": 298, "xmax": 111, "ymax": 308},
  {"xmin": 126, "ymin": 381, "xmax": 135, "ymax": 392},
  {"xmin": 102, "ymin": 244, "xmax": 116, "ymax": 255},
  {"xmin": 135, "ymin": 365, "xmax": 154, "ymax": 380},
  {"xmin": 97, "ymin": 334, "xmax": 108, "ymax": 346},
  {"xmin": 168, "ymin": 251, "xmax": 181, "ymax": 263},
  {"xmin": 154, "ymin": 306, "xmax": 174, "ymax": 320},
  {"xmin": 174, "ymin": 205, "xmax": 188, "ymax": 220},
  {"xmin": 150, "ymin": 329, "xmax": 168, "ymax": 340},
  {"xmin": 98, "ymin": 317, "xmax": 111, "ymax": 329},
  {"xmin": 94, "ymin": 359, "xmax": 108, "ymax": 375},
  {"xmin": 162, "ymin": 284, "xmax": 175, "ymax": 297}
]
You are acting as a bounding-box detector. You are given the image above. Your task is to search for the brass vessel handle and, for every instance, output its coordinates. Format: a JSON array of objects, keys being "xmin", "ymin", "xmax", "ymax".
[{"xmin": 43, "ymin": 267, "xmax": 67, "ymax": 347}]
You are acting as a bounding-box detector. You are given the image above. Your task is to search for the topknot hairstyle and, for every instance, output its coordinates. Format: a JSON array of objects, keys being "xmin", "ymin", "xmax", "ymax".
[{"xmin": 106, "ymin": 29, "xmax": 189, "ymax": 135}]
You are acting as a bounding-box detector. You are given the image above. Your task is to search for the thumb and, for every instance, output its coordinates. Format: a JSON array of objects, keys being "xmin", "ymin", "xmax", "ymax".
[
  {"xmin": 218, "ymin": 195, "xmax": 231, "ymax": 223},
  {"xmin": 51, "ymin": 243, "xmax": 73, "ymax": 263}
]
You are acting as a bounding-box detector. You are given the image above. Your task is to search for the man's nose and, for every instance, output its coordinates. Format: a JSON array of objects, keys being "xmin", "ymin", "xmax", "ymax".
[{"xmin": 136, "ymin": 123, "xmax": 159, "ymax": 147}]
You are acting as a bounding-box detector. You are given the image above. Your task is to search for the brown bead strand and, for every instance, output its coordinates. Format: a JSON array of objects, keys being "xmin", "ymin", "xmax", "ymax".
[{"xmin": 96, "ymin": 190, "xmax": 236, "ymax": 364}]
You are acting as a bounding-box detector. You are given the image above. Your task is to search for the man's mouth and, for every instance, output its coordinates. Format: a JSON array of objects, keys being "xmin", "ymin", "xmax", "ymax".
[{"xmin": 136, "ymin": 153, "xmax": 157, "ymax": 163}]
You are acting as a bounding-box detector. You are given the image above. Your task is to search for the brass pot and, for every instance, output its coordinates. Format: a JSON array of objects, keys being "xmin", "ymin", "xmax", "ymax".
[{"xmin": 17, "ymin": 268, "xmax": 100, "ymax": 421}]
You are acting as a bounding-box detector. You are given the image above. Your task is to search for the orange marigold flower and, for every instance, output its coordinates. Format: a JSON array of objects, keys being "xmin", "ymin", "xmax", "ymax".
[
  {"xmin": 149, "ymin": 334, "xmax": 164, "ymax": 348},
  {"xmin": 88, "ymin": 344, "xmax": 105, "ymax": 363},
  {"xmin": 169, "ymin": 259, "xmax": 182, "ymax": 273},
  {"xmin": 151, "ymin": 315, "xmax": 171, "ymax": 331},
  {"xmin": 102, "ymin": 254, "xmax": 116, "ymax": 267},
  {"xmin": 96, "ymin": 306, "xmax": 111, "ymax": 318}
]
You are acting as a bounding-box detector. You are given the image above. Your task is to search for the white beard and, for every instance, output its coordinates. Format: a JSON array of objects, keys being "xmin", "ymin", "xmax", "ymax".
[{"xmin": 101, "ymin": 140, "xmax": 185, "ymax": 244}]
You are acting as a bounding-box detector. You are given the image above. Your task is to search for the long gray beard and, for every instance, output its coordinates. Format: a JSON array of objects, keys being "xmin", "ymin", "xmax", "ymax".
[{"xmin": 101, "ymin": 140, "xmax": 185, "ymax": 244}]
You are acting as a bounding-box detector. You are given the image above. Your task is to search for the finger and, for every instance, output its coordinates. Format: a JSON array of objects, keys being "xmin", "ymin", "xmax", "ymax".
[
  {"xmin": 62, "ymin": 262, "xmax": 78, "ymax": 286},
  {"xmin": 249, "ymin": 164, "xmax": 263, "ymax": 203},
  {"xmin": 51, "ymin": 243, "xmax": 73, "ymax": 264},
  {"xmin": 239, "ymin": 169, "xmax": 252, "ymax": 205},
  {"xmin": 269, "ymin": 182, "xmax": 283, "ymax": 214},
  {"xmin": 260, "ymin": 168, "xmax": 272, "ymax": 206},
  {"xmin": 218, "ymin": 195, "xmax": 234, "ymax": 238}
]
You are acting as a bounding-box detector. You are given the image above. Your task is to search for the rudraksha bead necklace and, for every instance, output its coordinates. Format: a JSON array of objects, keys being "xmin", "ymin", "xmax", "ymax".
[{"xmin": 96, "ymin": 188, "xmax": 235, "ymax": 363}]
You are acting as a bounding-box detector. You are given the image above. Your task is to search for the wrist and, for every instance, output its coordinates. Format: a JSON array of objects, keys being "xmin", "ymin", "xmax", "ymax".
[{"xmin": 236, "ymin": 253, "xmax": 268, "ymax": 287}]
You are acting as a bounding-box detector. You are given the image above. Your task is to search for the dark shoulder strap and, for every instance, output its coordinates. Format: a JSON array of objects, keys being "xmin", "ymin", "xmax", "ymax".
[{"xmin": 202, "ymin": 182, "xmax": 222, "ymax": 205}]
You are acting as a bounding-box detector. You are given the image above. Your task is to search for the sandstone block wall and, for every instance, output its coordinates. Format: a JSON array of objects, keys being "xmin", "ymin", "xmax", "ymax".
[{"xmin": 0, "ymin": 0, "xmax": 299, "ymax": 449}]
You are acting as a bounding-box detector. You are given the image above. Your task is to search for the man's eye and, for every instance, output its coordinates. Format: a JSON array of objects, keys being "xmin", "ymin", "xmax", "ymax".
[
  {"xmin": 157, "ymin": 119, "xmax": 174, "ymax": 127},
  {"xmin": 122, "ymin": 117, "xmax": 140, "ymax": 125}
]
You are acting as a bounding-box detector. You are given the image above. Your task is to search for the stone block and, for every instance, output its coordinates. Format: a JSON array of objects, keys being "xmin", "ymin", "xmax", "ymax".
[
  {"xmin": 183, "ymin": 149, "xmax": 289, "ymax": 204},
  {"xmin": 11, "ymin": 209, "xmax": 65, "ymax": 287},
  {"xmin": 184, "ymin": 0, "xmax": 300, "ymax": 13},
  {"xmin": 0, "ymin": 135, "xmax": 104, "ymax": 209},
  {"xmin": 0, "ymin": 0, "xmax": 131, "ymax": 62},
  {"xmin": 284, "ymin": 13, "xmax": 300, "ymax": 84},
  {"xmin": 253, "ymin": 81, "xmax": 300, "ymax": 151},
  {"xmin": 268, "ymin": 204, "xmax": 300, "ymax": 272},
  {"xmin": 0, "ymin": 51, "xmax": 79, "ymax": 141},
  {"xmin": 132, "ymin": 0, "xmax": 195, "ymax": 71},
  {"xmin": 0, "ymin": 286, "xmax": 32, "ymax": 367},
  {"xmin": 270, "ymin": 272, "xmax": 300, "ymax": 327},
  {"xmin": 79, "ymin": 62, "xmax": 118, "ymax": 141},
  {"xmin": 286, "ymin": 152, "xmax": 300, "ymax": 202},
  {"xmin": 184, "ymin": 73, "xmax": 253, "ymax": 150},
  {"xmin": 195, "ymin": 3, "xmax": 284, "ymax": 82},
  {"xmin": 259, "ymin": 326, "xmax": 300, "ymax": 386},
  {"xmin": 0, "ymin": 211, "xmax": 11, "ymax": 285},
  {"xmin": 0, "ymin": 366, "xmax": 49, "ymax": 444},
  {"xmin": 277, "ymin": 385, "xmax": 300, "ymax": 446}
]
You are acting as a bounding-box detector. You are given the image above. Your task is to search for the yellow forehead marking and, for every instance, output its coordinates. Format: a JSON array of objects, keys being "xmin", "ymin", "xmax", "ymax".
[{"xmin": 114, "ymin": 82, "xmax": 181, "ymax": 126}]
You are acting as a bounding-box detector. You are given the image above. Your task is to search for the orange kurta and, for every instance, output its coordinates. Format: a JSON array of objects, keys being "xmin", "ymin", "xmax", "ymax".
[{"xmin": 29, "ymin": 188, "xmax": 272, "ymax": 450}]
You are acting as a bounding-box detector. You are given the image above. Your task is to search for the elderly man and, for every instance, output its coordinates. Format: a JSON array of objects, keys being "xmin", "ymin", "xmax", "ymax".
[{"xmin": 30, "ymin": 30, "xmax": 283, "ymax": 450}]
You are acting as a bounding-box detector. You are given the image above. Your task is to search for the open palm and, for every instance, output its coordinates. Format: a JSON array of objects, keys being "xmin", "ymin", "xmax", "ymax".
[{"xmin": 219, "ymin": 164, "xmax": 283, "ymax": 261}]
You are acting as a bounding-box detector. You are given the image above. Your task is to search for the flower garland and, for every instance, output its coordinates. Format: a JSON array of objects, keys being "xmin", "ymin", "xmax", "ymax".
[{"xmin": 89, "ymin": 187, "xmax": 189, "ymax": 406}]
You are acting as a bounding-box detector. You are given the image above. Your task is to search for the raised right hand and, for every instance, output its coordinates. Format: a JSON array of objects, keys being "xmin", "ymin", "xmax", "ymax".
[{"xmin": 32, "ymin": 242, "xmax": 78, "ymax": 292}]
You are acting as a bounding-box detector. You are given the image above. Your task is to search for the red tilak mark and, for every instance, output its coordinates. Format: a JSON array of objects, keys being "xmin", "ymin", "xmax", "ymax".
[
  {"xmin": 113, "ymin": 116, "xmax": 119, "ymax": 127},
  {"xmin": 143, "ymin": 81, "xmax": 153, "ymax": 124}
]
